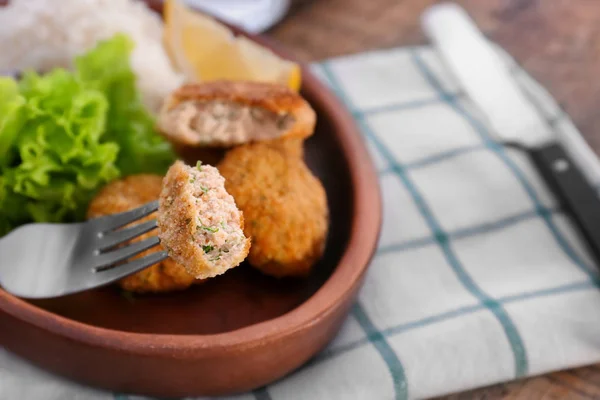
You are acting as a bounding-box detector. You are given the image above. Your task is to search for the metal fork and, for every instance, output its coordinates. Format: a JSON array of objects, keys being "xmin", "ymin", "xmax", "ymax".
[{"xmin": 0, "ymin": 201, "xmax": 168, "ymax": 299}]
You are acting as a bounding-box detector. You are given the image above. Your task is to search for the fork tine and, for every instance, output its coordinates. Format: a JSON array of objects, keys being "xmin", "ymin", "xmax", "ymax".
[
  {"xmin": 97, "ymin": 200, "xmax": 159, "ymax": 232},
  {"xmin": 98, "ymin": 220, "xmax": 158, "ymax": 251},
  {"xmin": 93, "ymin": 251, "xmax": 169, "ymax": 283},
  {"xmin": 93, "ymin": 236, "xmax": 160, "ymax": 271}
]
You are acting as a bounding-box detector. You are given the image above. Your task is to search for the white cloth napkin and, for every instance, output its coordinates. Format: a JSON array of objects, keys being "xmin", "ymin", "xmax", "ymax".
[{"xmin": 3, "ymin": 44, "xmax": 600, "ymax": 400}]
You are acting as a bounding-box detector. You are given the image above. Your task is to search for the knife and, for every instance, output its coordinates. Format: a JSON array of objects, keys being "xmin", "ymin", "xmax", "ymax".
[{"xmin": 421, "ymin": 3, "xmax": 600, "ymax": 266}]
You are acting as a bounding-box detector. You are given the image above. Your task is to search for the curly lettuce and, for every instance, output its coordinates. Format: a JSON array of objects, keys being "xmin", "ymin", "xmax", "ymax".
[
  {"xmin": 0, "ymin": 34, "xmax": 175, "ymax": 236},
  {"xmin": 75, "ymin": 34, "xmax": 175, "ymax": 175}
]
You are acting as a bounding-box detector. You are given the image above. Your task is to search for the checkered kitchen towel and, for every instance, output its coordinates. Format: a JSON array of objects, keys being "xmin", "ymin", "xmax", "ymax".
[{"xmin": 4, "ymin": 45, "xmax": 600, "ymax": 400}]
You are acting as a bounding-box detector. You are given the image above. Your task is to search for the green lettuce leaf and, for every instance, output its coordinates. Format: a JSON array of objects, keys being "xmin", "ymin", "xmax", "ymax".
[
  {"xmin": 75, "ymin": 33, "xmax": 176, "ymax": 175},
  {"xmin": 0, "ymin": 34, "xmax": 174, "ymax": 236},
  {"xmin": 2, "ymin": 69, "xmax": 120, "ymax": 229}
]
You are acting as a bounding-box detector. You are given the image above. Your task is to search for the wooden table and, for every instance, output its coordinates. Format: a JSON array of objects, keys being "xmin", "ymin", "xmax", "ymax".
[{"xmin": 270, "ymin": 0, "xmax": 600, "ymax": 398}]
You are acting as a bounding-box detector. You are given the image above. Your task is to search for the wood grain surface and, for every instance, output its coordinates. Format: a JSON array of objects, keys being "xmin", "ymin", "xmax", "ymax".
[{"xmin": 269, "ymin": 0, "xmax": 600, "ymax": 398}]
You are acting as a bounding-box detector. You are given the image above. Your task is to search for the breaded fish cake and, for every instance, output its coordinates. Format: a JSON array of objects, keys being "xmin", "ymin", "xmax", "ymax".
[
  {"xmin": 270, "ymin": 137, "xmax": 304, "ymax": 159},
  {"xmin": 87, "ymin": 175, "xmax": 201, "ymax": 293},
  {"xmin": 218, "ymin": 140, "xmax": 329, "ymax": 277},
  {"xmin": 158, "ymin": 160, "xmax": 251, "ymax": 279},
  {"xmin": 158, "ymin": 81, "xmax": 316, "ymax": 148}
]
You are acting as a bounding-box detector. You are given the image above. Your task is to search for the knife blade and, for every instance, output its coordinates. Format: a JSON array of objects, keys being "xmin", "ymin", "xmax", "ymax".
[{"xmin": 421, "ymin": 3, "xmax": 600, "ymax": 267}]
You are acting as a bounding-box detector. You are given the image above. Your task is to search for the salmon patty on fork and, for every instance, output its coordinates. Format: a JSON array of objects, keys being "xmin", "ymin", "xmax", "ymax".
[{"xmin": 158, "ymin": 160, "xmax": 251, "ymax": 279}]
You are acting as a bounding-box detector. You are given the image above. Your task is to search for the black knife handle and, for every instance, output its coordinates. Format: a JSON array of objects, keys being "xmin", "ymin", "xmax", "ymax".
[{"xmin": 529, "ymin": 142, "xmax": 600, "ymax": 267}]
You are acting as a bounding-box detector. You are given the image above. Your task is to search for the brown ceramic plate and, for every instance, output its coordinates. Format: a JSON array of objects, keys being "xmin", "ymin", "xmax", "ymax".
[{"xmin": 0, "ymin": 1, "xmax": 382, "ymax": 397}]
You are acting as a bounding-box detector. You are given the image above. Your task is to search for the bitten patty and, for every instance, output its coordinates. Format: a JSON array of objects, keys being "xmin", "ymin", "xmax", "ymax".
[
  {"xmin": 158, "ymin": 81, "xmax": 316, "ymax": 147},
  {"xmin": 158, "ymin": 160, "xmax": 251, "ymax": 279}
]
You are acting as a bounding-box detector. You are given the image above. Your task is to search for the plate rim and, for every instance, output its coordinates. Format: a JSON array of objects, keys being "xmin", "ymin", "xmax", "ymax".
[{"xmin": 0, "ymin": 0, "xmax": 382, "ymax": 358}]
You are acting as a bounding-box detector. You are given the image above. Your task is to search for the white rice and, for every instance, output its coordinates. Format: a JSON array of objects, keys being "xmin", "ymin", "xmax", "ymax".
[{"xmin": 0, "ymin": 0, "xmax": 184, "ymax": 113}]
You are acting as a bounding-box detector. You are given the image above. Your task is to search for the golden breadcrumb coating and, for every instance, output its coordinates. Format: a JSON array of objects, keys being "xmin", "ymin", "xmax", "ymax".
[
  {"xmin": 218, "ymin": 140, "xmax": 329, "ymax": 277},
  {"xmin": 158, "ymin": 161, "xmax": 251, "ymax": 279},
  {"xmin": 87, "ymin": 175, "xmax": 202, "ymax": 293}
]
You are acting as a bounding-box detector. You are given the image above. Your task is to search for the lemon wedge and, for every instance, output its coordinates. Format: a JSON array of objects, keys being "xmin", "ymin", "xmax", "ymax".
[{"xmin": 163, "ymin": 0, "xmax": 301, "ymax": 91}]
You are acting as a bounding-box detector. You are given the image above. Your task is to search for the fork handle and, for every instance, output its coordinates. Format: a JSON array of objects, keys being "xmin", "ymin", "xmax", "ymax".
[{"xmin": 530, "ymin": 142, "xmax": 600, "ymax": 267}]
